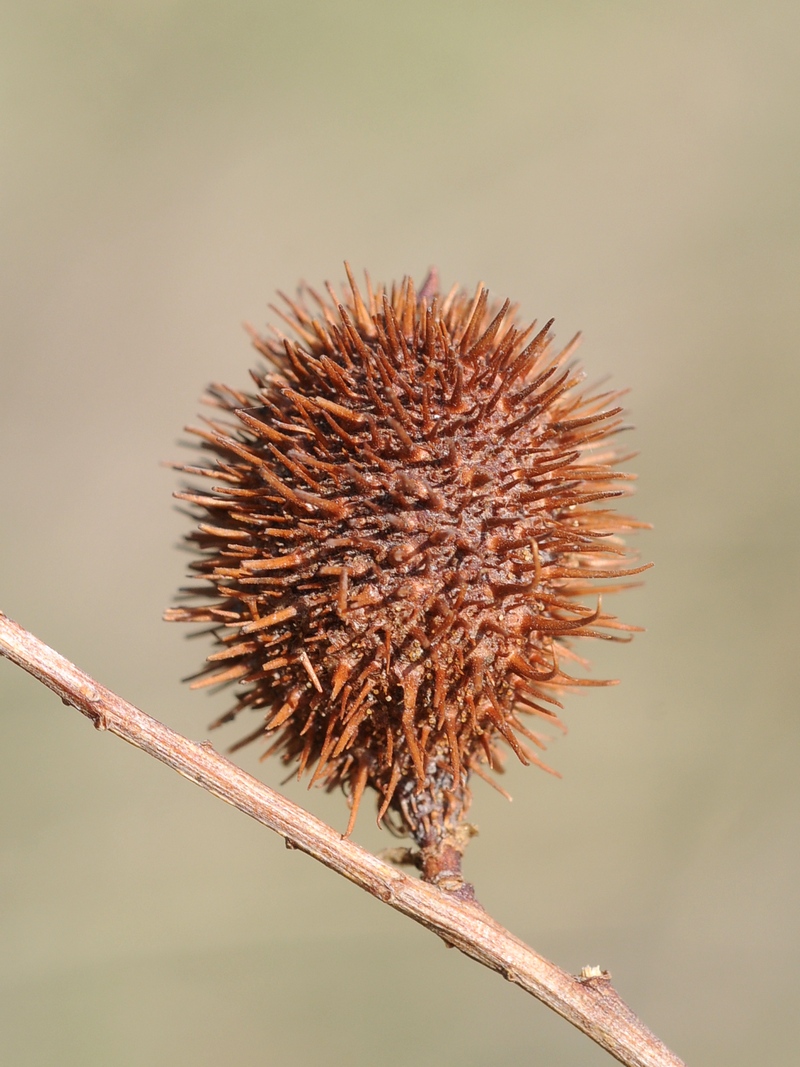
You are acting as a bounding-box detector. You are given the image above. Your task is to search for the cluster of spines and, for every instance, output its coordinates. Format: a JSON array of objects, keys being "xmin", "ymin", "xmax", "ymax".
[{"xmin": 167, "ymin": 267, "xmax": 647, "ymax": 835}]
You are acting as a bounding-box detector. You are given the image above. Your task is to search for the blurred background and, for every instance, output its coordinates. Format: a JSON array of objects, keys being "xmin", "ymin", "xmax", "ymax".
[{"xmin": 1, "ymin": 2, "xmax": 798, "ymax": 1064}]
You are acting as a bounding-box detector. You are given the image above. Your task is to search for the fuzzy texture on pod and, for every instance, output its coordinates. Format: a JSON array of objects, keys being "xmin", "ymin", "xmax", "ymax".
[{"xmin": 167, "ymin": 267, "xmax": 647, "ymax": 843}]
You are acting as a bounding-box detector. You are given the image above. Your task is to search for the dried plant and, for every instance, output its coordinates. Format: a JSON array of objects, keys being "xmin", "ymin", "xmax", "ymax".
[
  {"xmin": 1, "ymin": 271, "xmax": 681, "ymax": 1065},
  {"xmin": 166, "ymin": 266, "xmax": 647, "ymax": 887}
]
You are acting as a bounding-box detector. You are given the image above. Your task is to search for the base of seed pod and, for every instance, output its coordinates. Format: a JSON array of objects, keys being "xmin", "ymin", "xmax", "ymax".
[{"xmin": 385, "ymin": 756, "xmax": 480, "ymax": 899}]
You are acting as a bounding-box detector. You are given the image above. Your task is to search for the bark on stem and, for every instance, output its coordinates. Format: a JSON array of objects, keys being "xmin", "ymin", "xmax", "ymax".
[{"xmin": 0, "ymin": 610, "xmax": 685, "ymax": 1067}]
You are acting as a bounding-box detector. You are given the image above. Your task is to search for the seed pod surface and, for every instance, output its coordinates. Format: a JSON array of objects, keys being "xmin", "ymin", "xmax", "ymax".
[{"xmin": 167, "ymin": 267, "xmax": 647, "ymax": 841}]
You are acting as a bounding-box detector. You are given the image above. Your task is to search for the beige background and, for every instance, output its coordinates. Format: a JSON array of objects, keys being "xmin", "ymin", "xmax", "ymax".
[{"xmin": 2, "ymin": 2, "xmax": 798, "ymax": 1064}]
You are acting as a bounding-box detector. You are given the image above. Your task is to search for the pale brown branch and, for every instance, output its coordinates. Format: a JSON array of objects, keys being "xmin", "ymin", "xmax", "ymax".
[{"xmin": 0, "ymin": 610, "xmax": 685, "ymax": 1067}]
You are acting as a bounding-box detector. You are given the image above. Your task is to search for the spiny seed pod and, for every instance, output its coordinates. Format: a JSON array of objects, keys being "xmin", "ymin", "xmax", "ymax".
[{"xmin": 166, "ymin": 265, "xmax": 647, "ymax": 872}]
